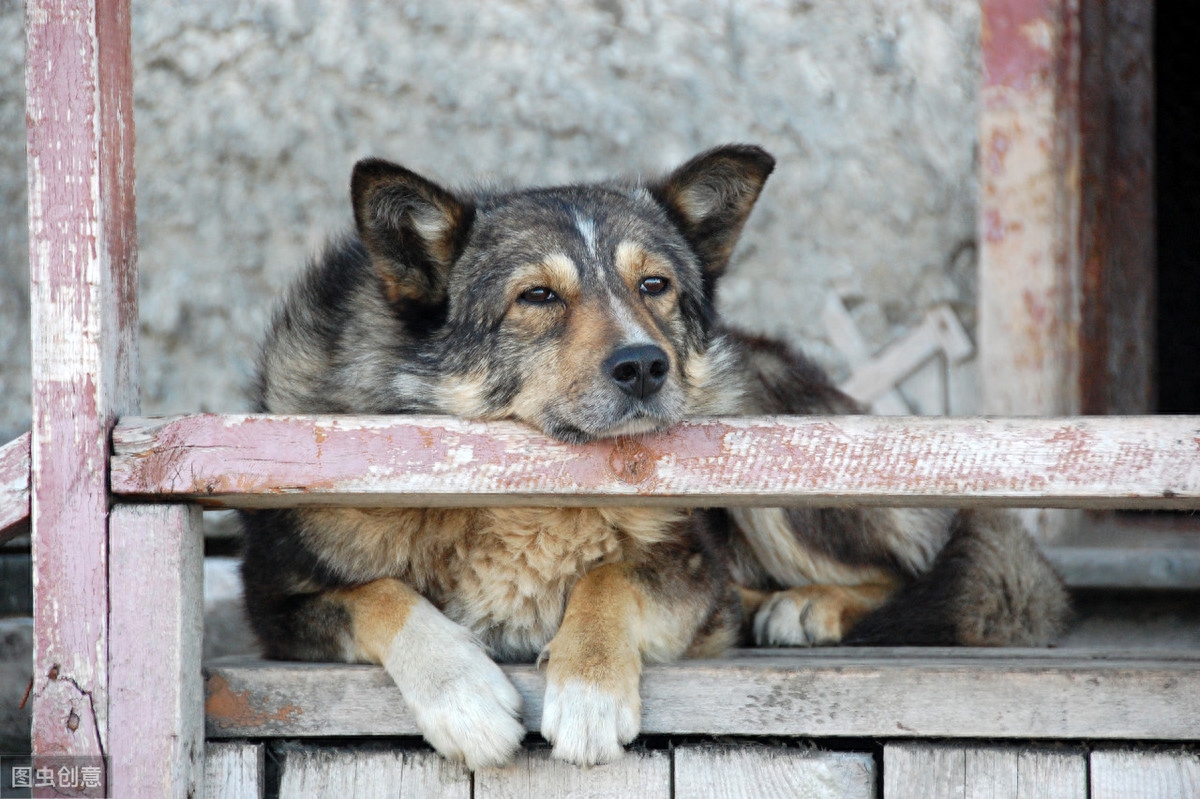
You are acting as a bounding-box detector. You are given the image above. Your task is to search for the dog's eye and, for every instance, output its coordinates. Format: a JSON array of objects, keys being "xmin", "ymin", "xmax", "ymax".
[
  {"xmin": 519, "ymin": 286, "xmax": 558, "ymax": 304},
  {"xmin": 640, "ymin": 276, "xmax": 670, "ymax": 296}
]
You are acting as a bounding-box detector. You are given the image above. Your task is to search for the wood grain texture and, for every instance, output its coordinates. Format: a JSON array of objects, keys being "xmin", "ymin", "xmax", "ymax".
[
  {"xmin": 277, "ymin": 745, "xmax": 470, "ymax": 799},
  {"xmin": 109, "ymin": 505, "xmax": 204, "ymax": 798},
  {"xmin": 979, "ymin": 0, "xmax": 1082, "ymax": 416},
  {"xmin": 1090, "ymin": 749, "xmax": 1200, "ymax": 799},
  {"xmin": 204, "ymin": 649, "xmax": 1200, "ymax": 740},
  {"xmin": 0, "ymin": 432, "xmax": 30, "ymax": 541},
  {"xmin": 674, "ymin": 745, "xmax": 875, "ymax": 799},
  {"xmin": 27, "ymin": 0, "xmax": 138, "ymax": 761},
  {"xmin": 112, "ymin": 414, "xmax": 1200, "ymax": 509},
  {"xmin": 1078, "ymin": 0, "xmax": 1155, "ymax": 415},
  {"xmin": 884, "ymin": 743, "xmax": 1086, "ymax": 799},
  {"xmin": 474, "ymin": 748, "xmax": 669, "ymax": 799},
  {"xmin": 205, "ymin": 742, "xmax": 264, "ymax": 799}
]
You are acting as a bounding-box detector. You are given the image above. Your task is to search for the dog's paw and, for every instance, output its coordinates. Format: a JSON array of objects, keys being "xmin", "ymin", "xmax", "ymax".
[
  {"xmin": 541, "ymin": 677, "xmax": 640, "ymax": 766},
  {"xmin": 753, "ymin": 586, "xmax": 854, "ymax": 646},
  {"xmin": 385, "ymin": 602, "xmax": 525, "ymax": 770}
]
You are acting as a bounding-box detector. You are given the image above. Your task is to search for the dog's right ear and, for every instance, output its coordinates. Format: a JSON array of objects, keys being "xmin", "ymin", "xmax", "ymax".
[{"xmin": 351, "ymin": 158, "xmax": 474, "ymax": 310}]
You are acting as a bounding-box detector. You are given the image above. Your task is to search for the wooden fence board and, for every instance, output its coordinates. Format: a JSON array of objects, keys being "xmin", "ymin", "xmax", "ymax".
[
  {"xmin": 883, "ymin": 744, "xmax": 1086, "ymax": 799},
  {"xmin": 674, "ymin": 745, "xmax": 876, "ymax": 799},
  {"xmin": 109, "ymin": 505, "xmax": 204, "ymax": 798},
  {"xmin": 204, "ymin": 650, "xmax": 1200, "ymax": 740},
  {"xmin": 277, "ymin": 746, "xmax": 470, "ymax": 799},
  {"xmin": 474, "ymin": 748, "xmax": 669, "ymax": 799},
  {"xmin": 205, "ymin": 742, "xmax": 264, "ymax": 799},
  {"xmin": 112, "ymin": 414, "xmax": 1200, "ymax": 509},
  {"xmin": 26, "ymin": 0, "xmax": 139, "ymax": 764},
  {"xmin": 0, "ymin": 432, "xmax": 30, "ymax": 541},
  {"xmin": 1090, "ymin": 750, "xmax": 1200, "ymax": 799}
]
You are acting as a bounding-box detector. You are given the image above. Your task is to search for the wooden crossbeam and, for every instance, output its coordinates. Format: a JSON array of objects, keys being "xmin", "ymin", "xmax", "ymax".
[
  {"xmin": 0, "ymin": 433, "xmax": 30, "ymax": 541},
  {"xmin": 204, "ymin": 649, "xmax": 1200, "ymax": 741},
  {"xmin": 111, "ymin": 414, "xmax": 1200, "ymax": 509}
]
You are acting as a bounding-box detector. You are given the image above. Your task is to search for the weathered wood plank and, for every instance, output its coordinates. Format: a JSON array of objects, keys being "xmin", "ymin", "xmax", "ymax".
[
  {"xmin": 0, "ymin": 432, "xmax": 30, "ymax": 542},
  {"xmin": 109, "ymin": 505, "xmax": 204, "ymax": 798},
  {"xmin": 884, "ymin": 744, "xmax": 964, "ymax": 799},
  {"xmin": 1090, "ymin": 749, "xmax": 1200, "ymax": 799},
  {"xmin": 979, "ymin": 0, "xmax": 1082, "ymax": 417},
  {"xmin": 674, "ymin": 745, "xmax": 875, "ymax": 799},
  {"xmin": 883, "ymin": 744, "xmax": 1086, "ymax": 799},
  {"xmin": 1045, "ymin": 546, "xmax": 1200, "ymax": 590},
  {"xmin": 475, "ymin": 748, "xmax": 669, "ymax": 799},
  {"xmin": 277, "ymin": 745, "xmax": 470, "ymax": 799},
  {"xmin": 205, "ymin": 742, "xmax": 264, "ymax": 799},
  {"xmin": 27, "ymin": 0, "xmax": 138, "ymax": 763},
  {"xmin": 112, "ymin": 414, "xmax": 1200, "ymax": 509},
  {"xmin": 204, "ymin": 650, "xmax": 1200, "ymax": 740}
]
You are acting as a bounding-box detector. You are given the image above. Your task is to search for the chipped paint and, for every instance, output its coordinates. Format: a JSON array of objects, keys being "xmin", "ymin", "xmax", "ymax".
[{"xmin": 205, "ymin": 673, "xmax": 303, "ymax": 731}]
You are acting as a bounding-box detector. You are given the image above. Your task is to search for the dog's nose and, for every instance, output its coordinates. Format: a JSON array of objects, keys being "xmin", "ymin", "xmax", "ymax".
[{"xmin": 605, "ymin": 344, "xmax": 670, "ymax": 400}]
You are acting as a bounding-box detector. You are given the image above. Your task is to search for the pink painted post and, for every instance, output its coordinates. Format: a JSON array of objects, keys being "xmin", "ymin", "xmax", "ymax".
[
  {"xmin": 978, "ymin": 0, "xmax": 1083, "ymax": 417},
  {"xmin": 26, "ymin": 0, "xmax": 137, "ymax": 770}
]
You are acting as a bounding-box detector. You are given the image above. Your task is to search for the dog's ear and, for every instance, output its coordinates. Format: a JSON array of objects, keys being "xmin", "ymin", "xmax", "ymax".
[
  {"xmin": 351, "ymin": 158, "xmax": 474, "ymax": 310},
  {"xmin": 648, "ymin": 145, "xmax": 775, "ymax": 280}
]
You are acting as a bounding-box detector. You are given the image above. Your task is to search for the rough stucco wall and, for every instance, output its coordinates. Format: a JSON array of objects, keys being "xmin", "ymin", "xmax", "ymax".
[{"xmin": 0, "ymin": 0, "xmax": 981, "ymax": 439}]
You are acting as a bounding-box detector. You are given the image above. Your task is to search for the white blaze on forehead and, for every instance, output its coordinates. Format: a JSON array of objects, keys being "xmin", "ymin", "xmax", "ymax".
[
  {"xmin": 574, "ymin": 214, "xmax": 598, "ymax": 257},
  {"xmin": 606, "ymin": 283, "xmax": 656, "ymax": 346}
]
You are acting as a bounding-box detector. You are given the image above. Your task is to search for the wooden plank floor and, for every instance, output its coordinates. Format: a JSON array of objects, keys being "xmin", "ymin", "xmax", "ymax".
[
  {"xmin": 205, "ymin": 649, "xmax": 1200, "ymax": 741},
  {"xmin": 205, "ymin": 742, "xmax": 1200, "ymax": 799}
]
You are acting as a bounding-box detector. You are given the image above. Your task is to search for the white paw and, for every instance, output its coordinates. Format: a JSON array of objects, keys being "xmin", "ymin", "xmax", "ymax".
[
  {"xmin": 385, "ymin": 601, "xmax": 525, "ymax": 770},
  {"xmin": 754, "ymin": 589, "xmax": 841, "ymax": 647},
  {"xmin": 541, "ymin": 679, "xmax": 640, "ymax": 766}
]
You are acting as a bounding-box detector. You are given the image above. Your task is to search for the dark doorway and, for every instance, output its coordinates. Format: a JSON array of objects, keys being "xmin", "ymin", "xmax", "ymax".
[{"xmin": 1156, "ymin": 3, "xmax": 1200, "ymax": 412}]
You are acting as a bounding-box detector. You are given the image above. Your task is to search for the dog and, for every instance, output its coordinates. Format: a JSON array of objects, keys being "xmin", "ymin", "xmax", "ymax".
[{"xmin": 240, "ymin": 144, "xmax": 1070, "ymax": 769}]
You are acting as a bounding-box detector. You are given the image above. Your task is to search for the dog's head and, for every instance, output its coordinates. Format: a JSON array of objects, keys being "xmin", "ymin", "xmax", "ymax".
[{"xmin": 350, "ymin": 145, "xmax": 775, "ymax": 442}]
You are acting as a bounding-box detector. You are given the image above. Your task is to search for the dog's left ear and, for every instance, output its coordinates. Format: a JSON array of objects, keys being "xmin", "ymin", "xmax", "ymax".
[{"xmin": 648, "ymin": 144, "xmax": 775, "ymax": 280}]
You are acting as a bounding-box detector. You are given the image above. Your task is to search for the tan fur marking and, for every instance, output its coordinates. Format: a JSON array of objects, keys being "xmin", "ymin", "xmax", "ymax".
[
  {"xmin": 756, "ymin": 580, "xmax": 900, "ymax": 646},
  {"xmin": 335, "ymin": 578, "xmax": 421, "ymax": 663},
  {"xmin": 436, "ymin": 370, "xmax": 490, "ymax": 417},
  {"xmin": 506, "ymin": 253, "xmax": 581, "ymax": 305},
  {"xmin": 298, "ymin": 505, "xmax": 681, "ymax": 660},
  {"xmin": 613, "ymin": 241, "xmax": 675, "ymax": 288},
  {"xmin": 797, "ymin": 582, "xmax": 898, "ymax": 636},
  {"xmin": 543, "ymin": 564, "xmax": 642, "ymax": 692}
]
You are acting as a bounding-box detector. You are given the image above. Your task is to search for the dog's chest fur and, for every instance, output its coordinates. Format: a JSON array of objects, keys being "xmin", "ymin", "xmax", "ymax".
[{"xmin": 298, "ymin": 505, "xmax": 683, "ymax": 660}]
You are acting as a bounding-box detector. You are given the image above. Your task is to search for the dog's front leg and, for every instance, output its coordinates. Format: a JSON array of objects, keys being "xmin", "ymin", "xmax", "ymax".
[
  {"xmin": 337, "ymin": 578, "xmax": 525, "ymax": 770},
  {"xmin": 539, "ymin": 558, "xmax": 730, "ymax": 766},
  {"xmin": 538, "ymin": 564, "xmax": 643, "ymax": 766}
]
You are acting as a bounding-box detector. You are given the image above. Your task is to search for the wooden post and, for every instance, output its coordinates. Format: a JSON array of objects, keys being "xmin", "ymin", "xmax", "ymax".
[
  {"xmin": 979, "ymin": 0, "xmax": 1083, "ymax": 417},
  {"xmin": 26, "ymin": 0, "xmax": 137, "ymax": 773},
  {"xmin": 109, "ymin": 505, "xmax": 205, "ymax": 798},
  {"xmin": 979, "ymin": 0, "xmax": 1155, "ymax": 416}
]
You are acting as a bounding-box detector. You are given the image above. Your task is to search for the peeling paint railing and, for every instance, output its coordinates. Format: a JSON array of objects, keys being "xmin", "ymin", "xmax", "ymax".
[{"xmin": 109, "ymin": 414, "xmax": 1200, "ymax": 511}]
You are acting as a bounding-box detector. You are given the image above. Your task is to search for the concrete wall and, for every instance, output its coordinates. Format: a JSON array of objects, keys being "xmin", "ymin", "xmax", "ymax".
[{"xmin": 0, "ymin": 0, "xmax": 982, "ymax": 442}]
